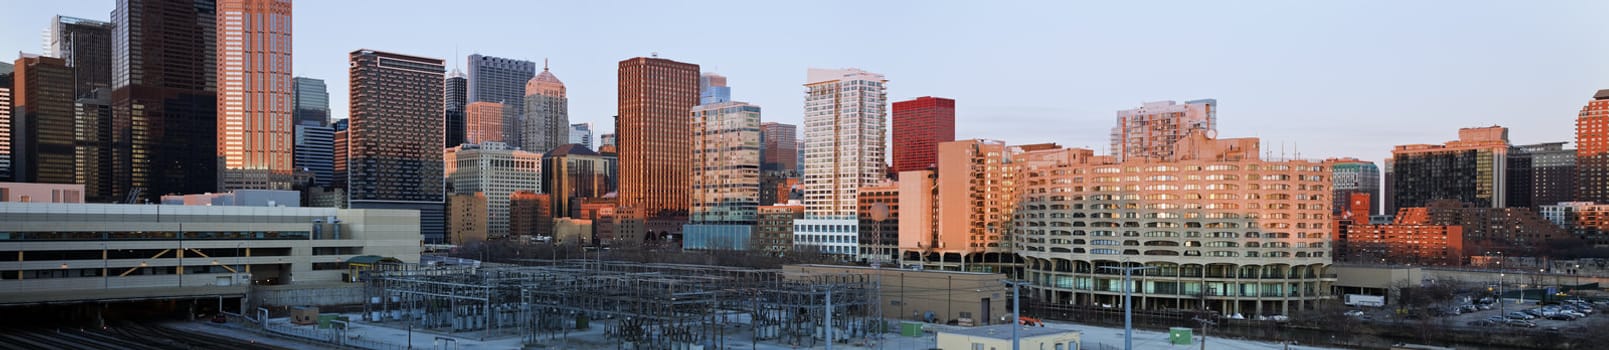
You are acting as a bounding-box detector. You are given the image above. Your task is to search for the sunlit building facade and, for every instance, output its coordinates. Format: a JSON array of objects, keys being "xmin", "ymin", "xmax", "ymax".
[
  {"xmin": 795, "ymin": 68, "xmax": 886, "ymax": 256},
  {"xmin": 217, "ymin": 0, "xmax": 295, "ymax": 191},
  {"xmin": 1016, "ymin": 132, "xmax": 1333, "ymax": 315}
]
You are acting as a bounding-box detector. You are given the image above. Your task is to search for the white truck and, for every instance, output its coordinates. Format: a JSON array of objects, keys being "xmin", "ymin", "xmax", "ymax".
[{"xmin": 1345, "ymin": 294, "xmax": 1386, "ymax": 307}]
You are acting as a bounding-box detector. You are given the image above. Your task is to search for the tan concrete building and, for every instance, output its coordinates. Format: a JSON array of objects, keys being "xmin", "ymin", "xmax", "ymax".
[
  {"xmin": 554, "ymin": 218, "xmax": 592, "ymax": 246},
  {"xmin": 1015, "ymin": 131, "xmax": 1334, "ymax": 316},
  {"xmin": 0, "ymin": 182, "xmax": 84, "ymax": 203},
  {"xmin": 937, "ymin": 324, "xmax": 1081, "ymax": 350},
  {"xmin": 0, "ymin": 202, "xmax": 420, "ymax": 305},
  {"xmin": 784, "ymin": 264, "xmax": 1009, "ymax": 325},
  {"xmin": 447, "ymin": 193, "xmax": 488, "ymax": 244}
]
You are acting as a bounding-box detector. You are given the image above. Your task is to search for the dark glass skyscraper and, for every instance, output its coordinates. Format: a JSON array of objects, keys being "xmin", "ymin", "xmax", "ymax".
[
  {"xmin": 47, "ymin": 16, "xmax": 116, "ymax": 202},
  {"xmin": 112, "ymin": 0, "xmax": 218, "ymax": 202},
  {"xmin": 348, "ymin": 49, "xmax": 446, "ymax": 242},
  {"xmin": 12, "ymin": 56, "xmax": 77, "ymax": 184},
  {"xmin": 445, "ymin": 70, "xmax": 467, "ymax": 147},
  {"xmin": 293, "ymin": 77, "xmax": 329, "ymax": 126},
  {"xmin": 467, "ymin": 54, "xmax": 534, "ymax": 149},
  {"xmin": 46, "ymin": 16, "xmax": 114, "ymax": 100}
]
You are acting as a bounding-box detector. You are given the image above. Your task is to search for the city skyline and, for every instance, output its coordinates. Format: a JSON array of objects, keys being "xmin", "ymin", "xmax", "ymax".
[{"xmin": 5, "ymin": 1, "xmax": 1604, "ymax": 167}]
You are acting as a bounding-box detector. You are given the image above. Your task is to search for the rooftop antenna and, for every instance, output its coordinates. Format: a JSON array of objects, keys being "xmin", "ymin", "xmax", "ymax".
[
  {"xmin": 543, "ymin": 57, "xmax": 549, "ymax": 71},
  {"xmin": 651, "ymin": 52, "xmax": 659, "ymax": 58}
]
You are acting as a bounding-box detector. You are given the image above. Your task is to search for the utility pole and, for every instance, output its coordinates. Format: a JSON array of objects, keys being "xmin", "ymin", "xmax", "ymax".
[
  {"xmin": 1099, "ymin": 260, "xmax": 1155, "ymax": 350},
  {"xmin": 1192, "ymin": 315, "xmax": 1214, "ymax": 350},
  {"xmin": 1003, "ymin": 280, "xmax": 1031, "ymax": 350},
  {"xmin": 825, "ymin": 288, "xmax": 833, "ymax": 350}
]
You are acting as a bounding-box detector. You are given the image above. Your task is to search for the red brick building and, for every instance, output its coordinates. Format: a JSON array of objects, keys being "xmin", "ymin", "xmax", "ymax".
[{"xmin": 891, "ymin": 96, "xmax": 955, "ymax": 173}]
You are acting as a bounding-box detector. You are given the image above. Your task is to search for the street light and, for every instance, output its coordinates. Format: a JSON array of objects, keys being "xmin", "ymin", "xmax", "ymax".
[{"xmin": 1099, "ymin": 261, "xmax": 1155, "ymax": 350}]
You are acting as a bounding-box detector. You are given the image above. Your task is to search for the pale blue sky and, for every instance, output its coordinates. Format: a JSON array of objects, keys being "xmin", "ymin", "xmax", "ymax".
[{"xmin": 5, "ymin": 1, "xmax": 1606, "ymax": 165}]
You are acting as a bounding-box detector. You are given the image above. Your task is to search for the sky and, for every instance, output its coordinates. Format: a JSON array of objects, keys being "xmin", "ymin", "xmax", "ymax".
[{"xmin": 4, "ymin": 1, "xmax": 1607, "ymax": 166}]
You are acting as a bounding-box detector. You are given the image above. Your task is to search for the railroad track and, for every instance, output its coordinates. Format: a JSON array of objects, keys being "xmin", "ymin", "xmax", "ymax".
[{"xmin": 0, "ymin": 322, "xmax": 290, "ymax": 350}]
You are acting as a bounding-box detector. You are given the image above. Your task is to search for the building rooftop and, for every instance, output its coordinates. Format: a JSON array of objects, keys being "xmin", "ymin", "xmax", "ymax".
[{"xmin": 940, "ymin": 324, "xmax": 1079, "ymax": 340}]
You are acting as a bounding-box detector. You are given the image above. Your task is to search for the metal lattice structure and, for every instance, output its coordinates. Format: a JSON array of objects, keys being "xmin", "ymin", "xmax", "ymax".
[{"xmin": 361, "ymin": 260, "xmax": 877, "ymax": 349}]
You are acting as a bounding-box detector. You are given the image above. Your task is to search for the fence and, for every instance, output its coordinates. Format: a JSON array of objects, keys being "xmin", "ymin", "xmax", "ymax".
[{"xmin": 263, "ymin": 321, "xmax": 406, "ymax": 350}]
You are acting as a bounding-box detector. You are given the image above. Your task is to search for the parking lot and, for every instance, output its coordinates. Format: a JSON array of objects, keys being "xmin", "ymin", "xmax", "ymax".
[{"xmin": 1437, "ymin": 299, "xmax": 1600, "ymax": 332}]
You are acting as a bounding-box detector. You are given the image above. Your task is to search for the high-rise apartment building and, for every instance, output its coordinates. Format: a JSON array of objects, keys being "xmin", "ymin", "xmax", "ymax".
[
  {"xmin": 616, "ymin": 57, "xmax": 699, "ymax": 220},
  {"xmin": 1397, "ymin": 200, "xmax": 1568, "ymax": 257},
  {"xmin": 444, "ymin": 70, "xmax": 467, "ymax": 147},
  {"xmin": 934, "ymin": 140, "xmax": 1019, "ymax": 270},
  {"xmin": 1326, "ymin": 158, "xmax": 1380, "ymax": 216},
  {"xmin": 569, "ymin": 123, "xmax": 593, "ymax": 150},
  {"xmin": 445, "ymin": 142, "xmax": 542, "ymax": 238},
  {"xmin": 1015, "ymin": 132, "xmax": 1332, "ymax": 316},
  {"xmin": 688, "ymin": 74, "xmax": 761, "ymax": 225},
  {"xmin": 467, "ymin": 54, "xmax": 535, "ymax": 148},
  {"xmin": 45, "ymin": 16, "xmax": 114, "ymax": 99},
  {"xmin": 794, "ymin": 68, "xmax": 886, "ymax": 256},
  {"xmin": 522, "ymin": 64, "xmax": 568, "ymax": 152},
  {"xmin": 292, "ymin": 77, "xmax": 329, "ymax": 126},
  {"xmin": 347, "ymin": 49, "xmax": 446, "ymax": 242},
  {"xmin": 12, "ymin": 56, "xmax": 76, "ymax": 184},
  {"xmin": 1110, "ymin": 99, "xmax": 1216, "ymax": 162},
  {"xmin": 542, "ymin": 144, "xmax": 613, "ymax": 219},
  {"xmin": 217, "ymin": 0, "xmax": 294, "ymax": 191},
  {"xmin": 1510, "ymin": 142, "xmax": 1575, "ymax": 207},
  {"xmin": 465, "ymin": 101, "xmax": 504, "ymax": 145},
  {"xmin": 1390, "ymin": 126, "xmax": 1511, "ymax": 209},
  {"xmin": 112, "ymin": 0, "xmax": 219, "ymax": 202},
  {"xmin": 1577, "ymin": 90, "xmax": 1609, "ymax": 203},
  {"xmin": 761, "ymin": 122, "xmax": 798, "ymax": 172},
  {"xmin": 293, "ymin": 122, "xmax": 333, "ymax": 186},
  {"xmin": 683, "ymin": 73, "xmax": 762, "ymax": 250},
  {"xmin": 891, "ymin": 96, "xmax": 955, "ymax": 173}
]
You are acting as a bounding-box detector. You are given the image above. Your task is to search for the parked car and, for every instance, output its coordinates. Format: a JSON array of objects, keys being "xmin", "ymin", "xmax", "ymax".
[
  {"xmin": 1563, "ymin": 311, "xmax": 1587, "ymax": 318},
  {"xmin": 1547, "ymin": 313, "xmax": 1577, "ymax": 321},
  {"xmin": 1477, "ymin": 304, "xmax": 1493, "ymax": 310},
  {"xmin": 1507, "ymin": 312, "xmax": 1536, "ymax": 320},
  {"xmin": 1344, "ymin": 310, "xmax": 1365, "ymax": 317},
  {"xmin": 1506, "ymin": 320, "xmax": 1537, "ymax": 328},
  {"xmin": 1486, "ymin": 315, "xmax": 1506, "ymax": 323},
  {"xmin": 1467, "ymin": 320, "xmax": 1500, "ymax": 327}
]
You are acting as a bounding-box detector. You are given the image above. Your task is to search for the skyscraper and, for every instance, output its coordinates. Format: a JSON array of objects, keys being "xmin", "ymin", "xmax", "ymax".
[
  {"xmin": 1578, "ymin": 90, "xmax": 1609, "ymax": 203},
  {"xmin": 292, "ymin": 77, "xmax": 329, "ymax": 126},
  {"xmin": 0, "ymin": 63, "xmax": 13, "ymax": 182},
  {"xmin": 684, "ymin": 73, "xmax": 762, "ymax": 250},
  {"xmin": 293, "ymin": 122, "xmax": 333, "ymax": 186},
  {"xmin": 760, "ymin": 122, "xmax": 797, "ymax": 172},
  {"xmin": 795, "ymin": 68, "xmax": 887, "ymax": 256},
  {"xmin": 445, "ymin": 142, "xmax": 541, "ymax": 238},
  {"xmin": 522, "ymin": 63, "xmax": 568, "ymax": 152},
  {"xmin": 45, "ymin": 16, "xmax": 114, "ymax": 100},
  {"xmin": 12, "ymin": 56, "xmax": 76, "ymax": 184},
  {"xmin": 1509, "ymin": 142, "xmax": 1575, "ymax": 207},
  {"xmin": 891, "ymin": 96, "xmax": 955, "ymax": 173},
  {"xmin": 617, "ymin": 56, "xmax": 699, "ymax": 219},
  {"xmin": 444, "ymin": 69, "xmax": 467, "ymax": 147},
  {"xmin": 465, "ymin": 101, "xmax": 504, "ymax": 144},
  {"xmin": 217, "ymin": 0, "xmax": 294, "ymax": 191},
  {"xmin": 331, "ymin": 118, "xmax": 347, "ymax": 189},
  {"xmin": 1110, "ymin": 99, "xmax": 1216, "ymax": 162},
  {"xmin": 1326, "ymin": 157, "xmax": 1380, "ymax": 216},
  {"xmin": 1390, "ymin": 126, "xmax": 1511, "ymax": 209},
  {"xmin": 112, "ymin": 0, "xmax": 219, "ymax": 202},
  {"xmin": 467, "ymin": 54, "xmax": 535, "ymax": 148},
  {"xmin": 348, "ymin": 49, "xmax": 446, "ymax": 242},
  {"xmin": 568, "ymin": 123, "xmax": 593, "ymax": 149}
]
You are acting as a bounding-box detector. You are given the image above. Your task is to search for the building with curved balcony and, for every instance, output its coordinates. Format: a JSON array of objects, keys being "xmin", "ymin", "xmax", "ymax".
[{"xmin": 1013, "ymin": 132, "xmax": 1334, "ymax": 316}]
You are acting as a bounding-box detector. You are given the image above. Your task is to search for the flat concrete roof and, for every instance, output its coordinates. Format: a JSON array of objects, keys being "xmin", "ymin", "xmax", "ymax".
[{"xmin": 940, "ymin": 324, "xmax": 1079, "ymax": 340}]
